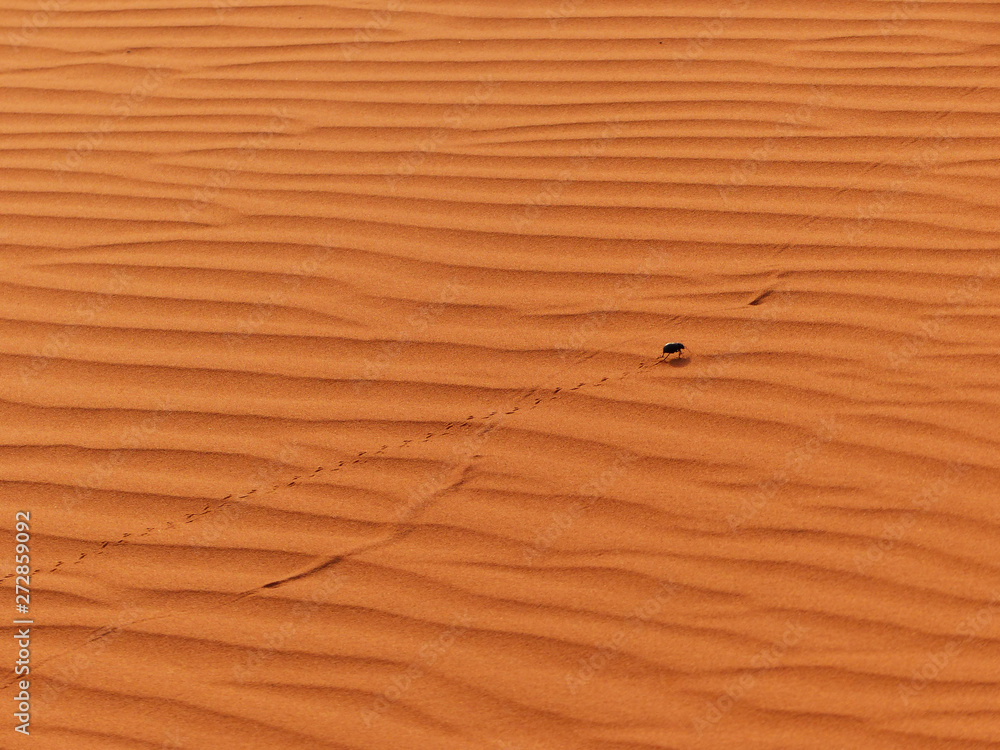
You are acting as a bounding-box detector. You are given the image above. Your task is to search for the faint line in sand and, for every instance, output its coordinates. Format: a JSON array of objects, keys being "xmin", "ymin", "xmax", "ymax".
[{"xmin": 30, "ymin": 600, "xmax": 144, "ymax": 715}]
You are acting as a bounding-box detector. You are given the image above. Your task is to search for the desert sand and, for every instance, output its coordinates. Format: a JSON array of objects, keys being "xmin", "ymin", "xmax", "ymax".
[{"xmin": 1, "ymin": 1, "xmax": 999, "ymax": 748}]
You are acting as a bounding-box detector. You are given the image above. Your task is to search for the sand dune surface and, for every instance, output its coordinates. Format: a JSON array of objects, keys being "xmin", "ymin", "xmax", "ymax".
[{"xmin": 2, "ymin": 2, "xmax": 1000, "ymax": 749}]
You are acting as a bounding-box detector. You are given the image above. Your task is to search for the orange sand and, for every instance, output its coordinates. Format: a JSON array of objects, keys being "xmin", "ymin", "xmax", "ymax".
[{"xmin": 1, "ymin": 2, "xmax": 999, "ymax": 749}]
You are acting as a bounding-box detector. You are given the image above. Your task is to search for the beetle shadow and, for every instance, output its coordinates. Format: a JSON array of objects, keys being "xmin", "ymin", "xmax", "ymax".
[{"xmin": 667, "ymin": 356, "xmax": 690, "ymax": 367}]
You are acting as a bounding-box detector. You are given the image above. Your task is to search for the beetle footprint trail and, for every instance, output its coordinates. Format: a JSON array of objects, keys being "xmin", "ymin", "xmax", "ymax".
[{"xmin": 15, "ymin": 357, "xmax": 659, "ymax": 580}]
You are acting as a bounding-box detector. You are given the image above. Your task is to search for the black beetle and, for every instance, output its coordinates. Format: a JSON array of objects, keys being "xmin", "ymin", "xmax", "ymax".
[{"xmin": 662, "ymin": 342, "xmax": 685, "ymax": 359}]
